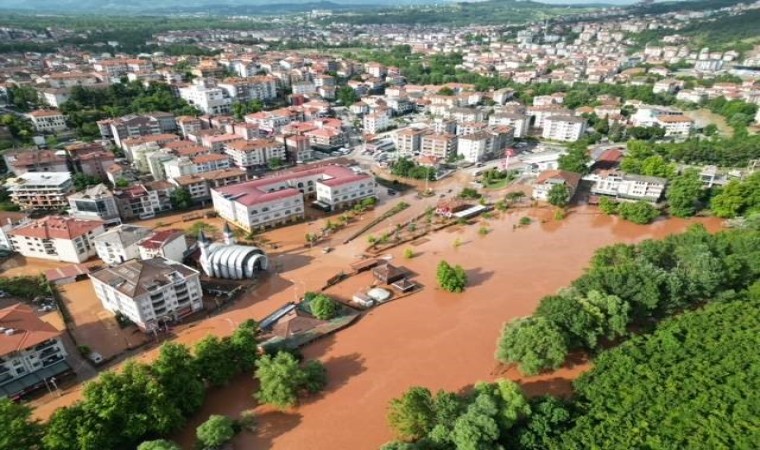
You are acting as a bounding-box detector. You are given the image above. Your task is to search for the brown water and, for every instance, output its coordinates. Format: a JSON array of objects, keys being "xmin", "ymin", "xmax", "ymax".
[
  {"xmin": 168, "ymin": 207, "xmax": 722, "ymax": 450},
  {"xmin": 27, "ymin": 202, "xmax": 722, "ymax": 448}
]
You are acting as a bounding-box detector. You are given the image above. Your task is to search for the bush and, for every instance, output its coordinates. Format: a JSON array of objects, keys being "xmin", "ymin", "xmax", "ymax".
[
  {"xmin": 617, "ymin": 201, "xmax": 659, "ymax": 225},
  {"xmin": 196, "ymin": 415, "xmax": 236, "ymax": 450},
  {"xmin": 404, "ymin": 248, "xmax": 415, "ymax": 259},
  {"xmin": 598, "ymin": 197, "xmax": 618, "ymax": 215},
  {"xmin": 519, "ymin": 216, "xmax": 532, "ymax": 226},
  {"xmin": 436, "ymin": 260, "xmax": 468, "ymax": 293},
  {"xmin": 310, "ymin": 294, "xmax": 339, "ymax": 320}
]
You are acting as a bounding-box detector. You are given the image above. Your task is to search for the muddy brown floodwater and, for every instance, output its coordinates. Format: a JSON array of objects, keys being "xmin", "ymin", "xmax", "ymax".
[{"xmin": 166, "ymin": 207, "xmax": 722, "ymax": 450}]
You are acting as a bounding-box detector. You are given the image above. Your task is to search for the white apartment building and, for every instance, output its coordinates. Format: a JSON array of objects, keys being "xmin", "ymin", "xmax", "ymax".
[
  {"xmin": 179, "ymin": 83, "xmax": 232, "ymax": 115},
  {"xmin": 5, "ymin": 172, "xmax": 74, "ymax": 211},
  {"xmin": 363, "ymin": 112, "xmax": 391, "ymax": 134},
  {"xmin": 457, "ymin": 133, "xmax": 489, "ymax": 163},
  {"xmin": 586, "ymin": 171, "xmax": 667, "ymax": 203},
  {"xmin": 224, "ymin": 139, "xmax": 287, "ymax": 169},
  {"xmin": 420, "ymin": 133, "xmax": 457, "ymax": 160},
  {"xmin": 90, "ymin": 257, "xmax": 203, "ymax": 332},
  {"xmin": 93, "ymin": 224, "xmax": 152, "ymax": 265},
  {"xmin": 8, "ymin": 216, "xmax": 105, "ymax": 263},
  {"xmin": 292, "ymin": 81, "xmax": 317, "ymax": 96},
  {"xmin": 655, "ymin": 114, "xmax": 694, "ymax": 138},
  {"xmin": 27, "ymin": 110, "xmax": 67, "ymax": 133},
  {"xmin": 0, "ymin": 211, "xmax": 30, "ymax": 252},
  {"xmin": 527, "ymin": 106, "xmax": 573, "ymax": 129},
  {"xmin": 0, "ymin": 304, "xmax": 70, "ymax": 399},
  {"xmin": 217, "ymin": 76, "xmax": 277, "ymax": 103},
  {"xmin": 631, "ymin": 105, "xmax": 683, "ymax": 127},
  {"xmin": 488, "ymin": 113, "xmax": 530, "ymax": 138},
  {"xmin": 137, "ymin": 229, "xmax": 188, "ymax": 263},
  {"xmin": 212, "ymin": 165, "xmax": 375, "ymax": 231},
  {"xmin": 394, "ymin": 128, "xmax": 424, "ymax": 156},
  {"xmin": 68, "ymin": 184, "xmax": 122, "ymax": 225},
  {"xmin": 542, "ymin": 116, "xmax": 587, "ymax": 142}
]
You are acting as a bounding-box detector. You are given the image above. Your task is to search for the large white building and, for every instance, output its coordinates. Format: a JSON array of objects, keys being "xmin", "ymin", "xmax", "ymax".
[
  {"xmin": 655, "ymin": 114, "xmax": 694, "ymax": 138},
  {"xmin": 198, "ymin": 224, "xmax": 268, "ymax": 279},
  {"xmin": 27, "ymin": 110, "xmax": 67, "ymax": 133},
  {"xmin": 488, "ymin": 113, "xmax": 529, "ymax": 138},
  {"xmin": 542, "ymin": 116, "xmax": 587, "ymax": 142},
  {"xmin": 586, "ymin": 171, "xmax": 667, "ymax": 203},
  {"xmin": 179, "ymin": 82, "xmax": 232, "ymax": 115},
  {"xmin": 68, "ymin": 184, "xmax": 122, "ymax": 225},
  {"xmin": 0, "ymin": 211, "xmax": 30, "ymax": 252},
  {"xmin": 363, "ymin": 112, "xmax": 391, "ymax": 134},
  {"xmin": 224, "ymin": 139, "xmax": 287, "ymax": 169},
  {"xmin": 0, "ymin": 304, "xmax": 70, "ymax": 399},
  {"xmin": 93, "ymin": 224, "xmax": 152, "ymax": 266},
  {"xmin": 8, "ymin": 216, "xmax": 105, "ymax": 263},
  {"xmin": 90, "ymin": 257, "xmax": 203, "ymax": 332},
  {"xmin": 212, "ymin": 165, "xmax": 375, "ymax": 231},
  {"xmin": 5, "ymin": 172, "xmax": 74, "ymax": 211}
]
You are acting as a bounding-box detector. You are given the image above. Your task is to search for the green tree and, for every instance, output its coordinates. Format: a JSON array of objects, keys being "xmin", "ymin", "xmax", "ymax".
[
  {"xmin": 388, "ymin": 387, "xmax": 437, "ymax": 441},
  {"xmin": 557, "ymin": 142, "xmax": 590, "ymax": 174},
  {"xmin": 450, "ymin": 393, "xmax": 501, "ymax": 450},
  {"xmin": 598, "ymin": 196, "xmax": 618, "ymax": 215},
  {"xmin": 137, "ymin": 439, "xmax": 182, "ymax": 450},
  {"xmin": 436, "ymin": 260, "xmax": 468, "ymax": 293},
  {"xmin": 337, "ymin": 86, "xmax": 359, "ymax": 105},
  {"xmin": 186, "ymin": 221, "xmax": 219, "ymax": 238},
  {"xmin": 547, "ymin": 183, "xmax": 570, "ymax": 207},
  {"xmin": 666, "ymin": 169, "xmax": 704, "ymax": 217},
  {"xmin": 194, "ymin": 335, "xmax": 238, "ymax": 386},
  {"xmin": 516, "ymin": 396, "xmax": 573, "ymax": 450},
  {"xmin": 72, "ymin": 174, "xmax": 102, "ymax": 191},
  {"xmin": 196, "ymin": 415, "xmax": 236, "ymax": 450},
  {"xmin": 170, "ymin": 187, "xmax": 193, "ymax": 210},
  {"xmin": 617, "ymin": 201, "xmax": 659, "ymax": 224},
  {"xmin": 255, "ymin": 352, "xmax": 327, "ymax": 409},
  {"xmin": 230, "ymin": 320, "xmax": 260, "ymax": 372},
  {"xmin": 310, "ymin": 294, "xmax": 339, "ymax": 320},
  {"xmin": 0, "ymin": 398, "xmax": 43, "ymax": 450},
  {"xmin": 153, "ymin": 342, "xmax": 205, "ymax": 417},
  {"xmin": 496, "ymin": 317, "xmax": 568, "ymax": 375}
]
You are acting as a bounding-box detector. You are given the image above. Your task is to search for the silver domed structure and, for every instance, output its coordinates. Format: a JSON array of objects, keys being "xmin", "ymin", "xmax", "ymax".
[{"xmin": 198, "ymin": 224, "xmax": 268, "ymax": 279}]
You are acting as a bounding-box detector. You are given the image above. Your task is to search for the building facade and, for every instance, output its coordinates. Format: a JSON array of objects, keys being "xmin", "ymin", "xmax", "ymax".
[
  {"xmin": 8, "ymin": 216, "xmax": 105, "ymax": 263},
  {"xmin": 5, "ymin": 172, "xmax": 74, "ymax": 211}
]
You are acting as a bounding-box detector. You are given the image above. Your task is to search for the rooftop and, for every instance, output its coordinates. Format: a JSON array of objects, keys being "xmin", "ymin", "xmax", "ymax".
[
  {"xmin": 92, "ymin": 224, "xmax": 152, "ymax": 248},
  {"xmin": 137, "ymin": 229, "xmax": 184, "ymax": 250},
  {"xmin": 9, "ymin": 215, "xmax": 103, "ymax": 240},
  {"xmin": 0, "ymin": 304, "xmax": 62, "ymax": 356},
  {"xmin": 89, "ymin": 257, "xmax": 198, "ymax": 298}
]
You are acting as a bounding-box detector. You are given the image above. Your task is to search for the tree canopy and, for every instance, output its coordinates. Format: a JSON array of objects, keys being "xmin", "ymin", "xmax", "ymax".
[
  {"xmin": 436, "ymin": 260, "xmax": 468, "ymax": 293},
  {"xmin": 255, "ymin": 351, "xmax": 327, "ymax": 409}
]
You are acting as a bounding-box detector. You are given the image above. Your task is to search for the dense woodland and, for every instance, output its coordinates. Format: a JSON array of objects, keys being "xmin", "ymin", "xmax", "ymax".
[{"xmin": 382, "ymin": 225, "xmax": 760, "ymax": 449}]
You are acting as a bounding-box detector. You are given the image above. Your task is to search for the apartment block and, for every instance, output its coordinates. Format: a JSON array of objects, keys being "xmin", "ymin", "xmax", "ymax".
[{"xmin": 8, "ymin": 216, "xmax": 105, "ymax": 263}]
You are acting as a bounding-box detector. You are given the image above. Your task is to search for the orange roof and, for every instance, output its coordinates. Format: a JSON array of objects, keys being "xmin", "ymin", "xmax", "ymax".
[
  {"xmin": 0, "ymin": 304, "xmax": 62, "ymax": 356},
  {"xmin": 9, "ymin": 216, "xmax": 103, "ymax": 240},
  {"xmin": 192, "ymin": 153, "xmax": 229, "ymax": 164},
  {"xmin": 657, "ymin": 114, "xmax": 693, "ymax": 123},
  {"xmin": 28, "ymin": 109, "xmax": 63, "ymax": 117}
]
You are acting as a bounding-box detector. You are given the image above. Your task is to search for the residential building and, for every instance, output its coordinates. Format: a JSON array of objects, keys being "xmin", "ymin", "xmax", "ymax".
[
  {"xmin": 170, "ymin": 168, "xmax": 248, "ymax": 204},
  {"xmin": 212, "ymin": 165, "xmax": 375, "ymax": 231},
  {"xmin": 0, "ymin": 304, "xmax": 70, "ymax": 400},
  {"xmin": 217, "ymin": 76, "xmax": 277, "ymax": 103},
  {"xmin": 178, "ymin": 82, "xmax": 232, "ymax": 115},
  {"xmin": 456, "ymin": 128, "xmax": 513, "ymax": 163},
  {"xmin": 363, "ymin": 112, "xmax": 391, "ymax": 134},
  {"xmin": 655, "ymin": 114, "xmax": 694, "ymax": 137},
  {"xmin": 420, "ymin": 133, "xmax": 457, "ymax": 159},
  {"xmin": 113, "ymin": 182, "xmax": 175, "ymax": 220},
  {"xmin": 27, "ymin": 110, "xmax": 67, "ymax": 133},
  {"xmin": 0, "ymin": 211, "xmax": 30, "ymax": 252},
  {"xmin": 90, "ymin": 257, "xmax": 203, "ymax": 332},
  {"xmin": 394, "ymin": 128, "xmax": 424, "ymax": 156},
  {"xmin": 93, "ymin": 224, "xmax": 152, "ymax": 265},
  {"xmin": 532, "ymin": 170, "xmax": 582, "ymax": 202},
  {"xmin": 100, "ymin": 113, "xmax": 177, "ymax": 148},
  {"xmin": 542, "ymin": 116, "xmax": 587, "ymax": 142},
  {"xmin": 224, "ymin": 139, "xmax": 287, "ymax": 169},
  {"xmin": 4, "ymin": 172, "xmax": 74, "ymax": 211},
  {"xmin": 488, "ymin": 113, "xmax": 530, "ymax": 138},
  {"xmin": 67, "ymin": 184, "xmax": 121, "ymax": 225},
  {"xmin": 8, "ymin": 216, "xmax": 105, "ymax": 263},
  {"xmin": 137, "ymin": 229, "xmax": 187, "ymax": 263},
  {"xmin": 3, "ymin": 149, "xmax": 68, "ymax": 176}
]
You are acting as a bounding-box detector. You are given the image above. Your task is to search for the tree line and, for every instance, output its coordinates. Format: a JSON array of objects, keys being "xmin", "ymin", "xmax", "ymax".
[
  {"xmin": 0, "ymin": 320, "xmax": 327, "ymax": 449},
  {"xmin": 382, "ymin": 225, "xmax": 760, "ymax": 449}
]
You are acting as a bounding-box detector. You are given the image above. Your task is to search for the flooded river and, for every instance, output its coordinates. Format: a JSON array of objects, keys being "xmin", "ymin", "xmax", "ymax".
[{"xmin": 170, "ymin": 207, "xmax": 722, "ymax": 449}]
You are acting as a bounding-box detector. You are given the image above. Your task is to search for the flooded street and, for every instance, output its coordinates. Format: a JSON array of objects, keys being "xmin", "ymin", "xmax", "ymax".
[{"xmin": 169, "ymin": 207, "xmax": 722, "ymax": 449}]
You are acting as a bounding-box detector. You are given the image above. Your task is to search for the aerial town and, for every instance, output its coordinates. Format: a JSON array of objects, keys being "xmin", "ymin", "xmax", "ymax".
[{"xmin": 0, "ymin": 0, "xmax": 759, "ymax": 449}]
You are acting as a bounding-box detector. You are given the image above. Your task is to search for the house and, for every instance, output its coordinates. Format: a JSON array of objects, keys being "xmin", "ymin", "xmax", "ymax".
[
  {"xmin": 93, "ymin": 224, "xmax": 152, "ymax": 265},
  {"xmin": 4, "ymin": 172, "xmax": 74, "ymax": 211},
  {"xmin": 27, "ymin": 109, "xmax": 67, "ymax": 133},
  {"xmin": 3, "ymin": 149, "xmax": 68, "ymax": 176},
  {"xmin": 0, "ymin": 304, "xmax": 71, "ymax": 400},
  {"xmin": 137, "ymin": 229, "xmax": 188, "ymax": 263},
  {"xmin": 67, "ymin": 184, "xmax": 121, "ymax": 225},
  {"xmin": 90, "ymin": 257, "xmax": 204, "ymax": 332},
  {"xmin": 178, "ymin": 81, "xmax": 231, "ymax": 116},
  {"xmin": 8, "ymin": 216, "xmax": 105, "ymax": 263},
  {"xmin": 0, "ymin": 211, "xmax": 30, "ymax": 252},
  {"xmin": 113, "ymin": 182, "xmax": 175, "ymax": 220},
  {"xmin": 532, "ymin": 170, "xmax": 582, "ymax": 202},
  {"xmin": 542, "ymin": 116, "xmax": 587, "ymax": 142}
]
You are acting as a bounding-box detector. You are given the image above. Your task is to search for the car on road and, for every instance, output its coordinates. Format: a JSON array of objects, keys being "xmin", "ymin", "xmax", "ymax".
[{"xmin": 387, "ymin": 189, "xmax": 397, "ymax": 196}]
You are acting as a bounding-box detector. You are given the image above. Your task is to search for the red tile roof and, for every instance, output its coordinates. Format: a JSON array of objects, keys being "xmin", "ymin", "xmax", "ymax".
[
  {"xmin": 9, "ymin": 216, "xmax": 103, "ymax": 240},
  {"xmin": 138, "ymin": 229, "xmax": 183, "ymax": 250},
  {"xmin": 0, "ymin": 304, "xmax": 62, "ymax": 356}
]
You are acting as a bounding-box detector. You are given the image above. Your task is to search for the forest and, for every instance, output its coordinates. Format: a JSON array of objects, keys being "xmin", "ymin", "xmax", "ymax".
[{"xmin": 382, "ymin": 225, "xmax": 760, "ymax": 449}]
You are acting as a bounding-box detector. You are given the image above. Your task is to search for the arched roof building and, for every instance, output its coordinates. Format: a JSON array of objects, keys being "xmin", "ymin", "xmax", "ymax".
[{"xmin": 198, "ymin": 225, "xmax": 268, "ymax": 279}]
